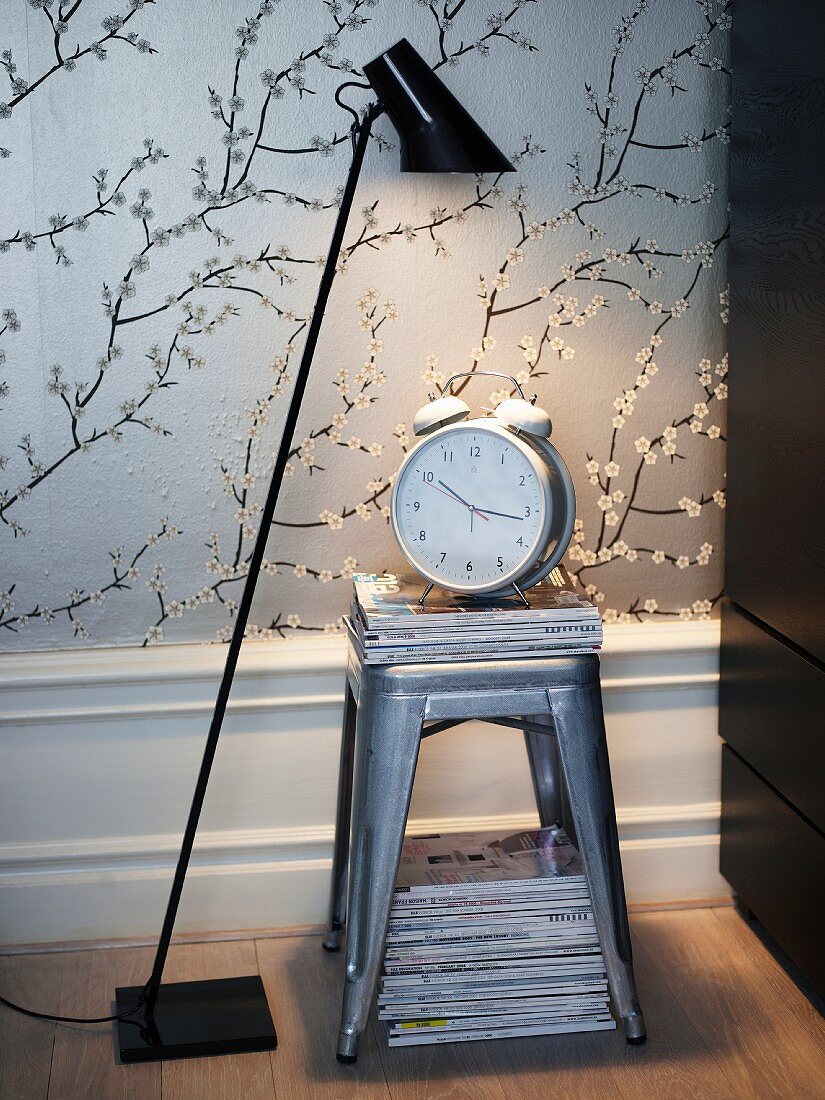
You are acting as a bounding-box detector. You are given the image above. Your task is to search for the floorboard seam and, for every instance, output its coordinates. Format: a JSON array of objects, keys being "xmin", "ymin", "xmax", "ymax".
[{"xmin": 254, "ymin": 939, "xmax": 280, "ymax": 1099}]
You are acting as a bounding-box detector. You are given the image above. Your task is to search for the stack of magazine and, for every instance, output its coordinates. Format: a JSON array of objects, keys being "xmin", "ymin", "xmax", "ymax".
[
  {"xmin": 347, "ymin": 569, "xmax": 602, "ymax": 665},
  {"xmin": 378, "ymin": 826, "xmax": 614, "ymax": 1047}
]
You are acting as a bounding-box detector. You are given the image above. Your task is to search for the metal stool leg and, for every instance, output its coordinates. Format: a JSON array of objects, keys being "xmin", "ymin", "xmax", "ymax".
[
  {"xmin": 549, "ymin": 680, "xmax": 647, "ymax": 1045},
  {"xmin": 559, "ymin": 769, "xmax": 579, "ymax": 850},
  {"xmin": 523, "ymin": 713, "xmax": 562, "ymax": 828},
  {"xmin": 337, "ymin": 690, "xmax": 426, "ymax": 1063},
  {"xmin": 323, "ymin": 679, "xmax": 357, "ymax": 952}
]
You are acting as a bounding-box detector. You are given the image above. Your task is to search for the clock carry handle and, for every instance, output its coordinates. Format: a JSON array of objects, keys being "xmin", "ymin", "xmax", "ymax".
[
  {"xmin": 517, "ymin": 436, "xmax": 577, "ymax": 591},
  {"xmin": 439, "ymin": 370, "xmax": 528, "ymax": 399}
]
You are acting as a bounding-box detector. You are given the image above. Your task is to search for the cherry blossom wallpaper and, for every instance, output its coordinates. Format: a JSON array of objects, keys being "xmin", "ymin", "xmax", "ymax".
[{"xmin": 0, "ymin": 0, "xmax": 731, "ymax": 650}]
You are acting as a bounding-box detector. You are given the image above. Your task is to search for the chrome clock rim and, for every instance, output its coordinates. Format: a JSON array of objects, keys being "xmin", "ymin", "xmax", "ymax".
[{"xmin": 390, "ymin": 420, "xmax": 554, "ymax": 595}]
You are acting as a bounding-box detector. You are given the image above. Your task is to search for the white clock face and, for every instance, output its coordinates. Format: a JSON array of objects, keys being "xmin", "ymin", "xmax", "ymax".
[{"xmin": 392, "ymin": 424, "xmax": 551, "ymax": 593}]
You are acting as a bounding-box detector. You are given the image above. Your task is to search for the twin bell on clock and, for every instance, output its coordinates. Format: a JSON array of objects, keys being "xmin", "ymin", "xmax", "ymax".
[{"xmin": 390, "ymin": 371, "xmax": 577, "ymax": 599}]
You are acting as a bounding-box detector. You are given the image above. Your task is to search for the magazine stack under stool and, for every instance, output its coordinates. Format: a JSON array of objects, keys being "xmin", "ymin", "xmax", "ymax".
[
  {"xmin": 322, "ymin": 574, "xmax": 646, "ymax": 1062},
  {"xmin": 378, "ymin": 824, "xmax": 614, "ymax": 1046}
]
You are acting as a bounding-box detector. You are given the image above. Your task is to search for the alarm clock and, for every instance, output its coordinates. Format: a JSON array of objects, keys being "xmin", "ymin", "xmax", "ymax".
[{"xmin": 391, "ymin": 372, "xmax": 576, "ymax": 598}]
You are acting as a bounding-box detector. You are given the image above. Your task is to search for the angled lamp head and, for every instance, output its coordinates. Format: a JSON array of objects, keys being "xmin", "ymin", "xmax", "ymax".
[{"xmin": 363, "ymin": 38, "xmax": 515, "ymax": 173}]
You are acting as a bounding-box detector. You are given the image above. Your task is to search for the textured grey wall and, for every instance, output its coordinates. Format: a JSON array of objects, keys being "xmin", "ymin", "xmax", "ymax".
[{"xmin": 0, "ymin": 0, "xmax": 731, "ymax": 649}]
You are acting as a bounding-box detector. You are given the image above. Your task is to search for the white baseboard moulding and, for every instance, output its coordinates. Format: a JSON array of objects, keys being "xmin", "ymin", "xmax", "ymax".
[
  {"xmin": 1, "ymin": 897, "xmax": 737, "ymax": 957},
  {"xmin": 0, "ymin": 620, "xmax": 729, "ymax": 946}
]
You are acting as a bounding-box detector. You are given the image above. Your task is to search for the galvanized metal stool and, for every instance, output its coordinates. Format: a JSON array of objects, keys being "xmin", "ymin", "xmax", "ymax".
[{"xmin": 323, "ymin": 637, "xmax": 646, "ymax": 1062}]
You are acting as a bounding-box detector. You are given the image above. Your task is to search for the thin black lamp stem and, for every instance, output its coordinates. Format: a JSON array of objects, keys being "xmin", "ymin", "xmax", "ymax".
[{"xmin": 141, "ymin": 103, "xmax": 381, "ymax": 1020}]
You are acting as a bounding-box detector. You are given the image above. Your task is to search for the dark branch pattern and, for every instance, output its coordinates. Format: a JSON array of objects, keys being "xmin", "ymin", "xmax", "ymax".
[
  {"xmin": 1, "ymin": 0, "xmax": 158, "ymax": 157},
  {"xmin": 0, "ymin": 517, "xmax": 179, "ymax": 636},
  {"xmin": 0, "ymin": 141, "xmax": 167, "ymax": 261},
  {"xmin": 1, "ymin": 0, "xmax": 731, "ymax": 645},
  {"xmin": 416, "ymin": 0, "xmax": 731, "ymax": 622}
]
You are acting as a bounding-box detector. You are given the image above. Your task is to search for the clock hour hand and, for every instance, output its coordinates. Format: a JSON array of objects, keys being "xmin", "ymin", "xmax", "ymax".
[{"xmin": 474, "ymin": 506, "xmax": 524, "ymax": 521}]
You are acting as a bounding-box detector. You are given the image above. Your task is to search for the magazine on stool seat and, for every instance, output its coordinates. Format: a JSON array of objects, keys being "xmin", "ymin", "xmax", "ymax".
[{"xmin": 349, "ymin": 570, "xmax": 602, "ymax": 665}]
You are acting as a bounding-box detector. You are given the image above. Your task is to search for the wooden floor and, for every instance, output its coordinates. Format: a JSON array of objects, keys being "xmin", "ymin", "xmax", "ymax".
[{"xmin": 1, "ymin": 908, "xmax": 824, "ymax": 1100}]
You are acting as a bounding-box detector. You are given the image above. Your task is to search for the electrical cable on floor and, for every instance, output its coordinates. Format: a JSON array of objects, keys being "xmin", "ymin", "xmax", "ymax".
[{"xmin": 0, "ymin": 984, "xmax": 147, "ymax": 1025}]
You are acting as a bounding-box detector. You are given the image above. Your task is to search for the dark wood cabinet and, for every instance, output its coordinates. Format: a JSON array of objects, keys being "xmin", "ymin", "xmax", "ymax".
[
  {"xmin": 720, "ymin": 0, "xmax": 825, "ymax": 995},
  {"xmin": 720, "ymin": 604, "xmax": 825, "ymax": 835},
  {"xmin": 720, "ymin": 744, "xmax": 825, "ymax": 994}
]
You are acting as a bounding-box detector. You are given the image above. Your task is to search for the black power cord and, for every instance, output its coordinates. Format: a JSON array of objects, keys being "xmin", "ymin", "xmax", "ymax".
[{"xmin": 0, "ymin": 983, "xmax": 148, "ymax": 1024}]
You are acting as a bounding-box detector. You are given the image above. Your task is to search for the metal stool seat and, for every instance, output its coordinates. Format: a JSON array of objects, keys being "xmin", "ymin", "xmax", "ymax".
[{"xmin": 323, "ymin": 636, "xmax": 646, "ymax": 1062}]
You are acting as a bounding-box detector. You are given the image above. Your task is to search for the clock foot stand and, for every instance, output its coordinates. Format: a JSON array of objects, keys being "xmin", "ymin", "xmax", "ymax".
[
  {"xmin": 417, "ymin": 582, "xmax": 435, "ymax": 607},
  {"xmin": 416, "ymin": 580, "xmax": 531, "ymax": 608},
  {"xmin": 511, "ymin": 581, "xmax": 530, "ymax": 608}
]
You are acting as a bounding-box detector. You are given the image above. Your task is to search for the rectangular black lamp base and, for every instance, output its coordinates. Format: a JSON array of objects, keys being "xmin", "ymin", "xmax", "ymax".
[{"xmin": 115, "ymin": 976, "xmax": 277, "ymax": 1063}]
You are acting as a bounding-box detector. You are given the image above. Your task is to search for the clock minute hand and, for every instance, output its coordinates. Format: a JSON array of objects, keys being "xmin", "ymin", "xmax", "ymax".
[
  {"xmin": 436, "ymin": 480, "xmax": 490, "ymax": 521},
  {"xmin": 426, "ymin": 480, "xmax": 490, "ymax": 520},
  {"xmin": 437, "ymin": 480, "xmax": 472, "ymax": 508}
]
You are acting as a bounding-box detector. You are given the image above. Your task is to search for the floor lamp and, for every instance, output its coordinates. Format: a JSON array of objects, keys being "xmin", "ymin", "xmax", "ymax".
[{"xmin": 115, "ymin": 37, "xmax": 514, "ymax": 1063}]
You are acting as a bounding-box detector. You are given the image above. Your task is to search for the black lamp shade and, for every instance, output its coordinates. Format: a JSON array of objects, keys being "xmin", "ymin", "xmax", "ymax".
[{"xmin": 363, "ymin": 39, "xmax": 515, "ymax": 173}]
